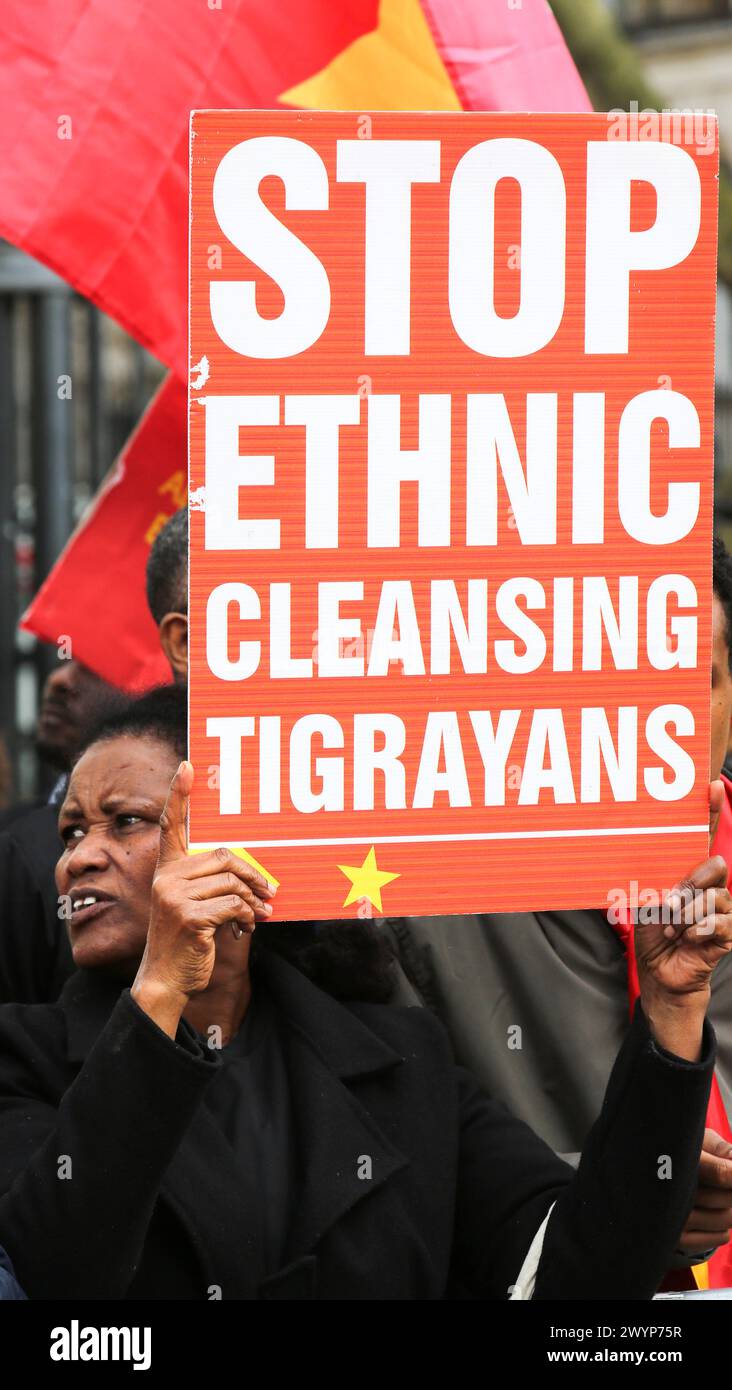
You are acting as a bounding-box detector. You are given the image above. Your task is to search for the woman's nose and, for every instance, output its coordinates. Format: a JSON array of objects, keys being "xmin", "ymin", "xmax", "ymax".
[{"xmin": 65, "ymin": 829, "xmax": 112, "ymax": 875}]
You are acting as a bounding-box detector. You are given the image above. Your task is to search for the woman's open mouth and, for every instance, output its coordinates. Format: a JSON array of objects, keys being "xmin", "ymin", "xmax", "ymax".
[{"xmin": 69, "ymin": 891, "xmax": 116, "ymax": 926}]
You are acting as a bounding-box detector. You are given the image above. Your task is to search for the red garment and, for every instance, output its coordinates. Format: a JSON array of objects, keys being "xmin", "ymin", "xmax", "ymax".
[{"xmin": 612, "ymin": 774, "xmax": 732, "ymax": 1290}]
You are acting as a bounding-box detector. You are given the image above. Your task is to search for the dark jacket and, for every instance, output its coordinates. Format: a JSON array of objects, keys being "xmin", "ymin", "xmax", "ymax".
[
  {"xmin": 0, "ymin": 949, "xmax": 714, "ymax": 1301},
  {"xmin": 0, "ymin": 802, "xmax": 72, "ymax": 1005},
  {"xmin": 0, "ymin": 1248, "xmax": 25, "ymax": 1301}
]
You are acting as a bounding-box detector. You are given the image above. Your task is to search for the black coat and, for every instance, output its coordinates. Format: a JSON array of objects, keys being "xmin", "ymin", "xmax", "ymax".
[
  {"xmin": 0, "ymin": 802, "xmax": 72, "ymax": 1005},
  {"xmin": 0, "ymin": 949, "xmax": 714, "ymax": 1300}
]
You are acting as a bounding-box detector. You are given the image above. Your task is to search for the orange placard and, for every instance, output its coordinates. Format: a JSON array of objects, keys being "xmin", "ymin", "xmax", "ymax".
[{"xmin": 189, "ymin": 110, "xmax": 718, "ymax": 922}]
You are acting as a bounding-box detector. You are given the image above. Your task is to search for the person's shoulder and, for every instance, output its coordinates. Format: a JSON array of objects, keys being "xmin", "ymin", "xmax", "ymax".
[
  {"xmin": 2, "ymin": 800, "xmax": 61, "ymax": 846},
  {"xmin": 0, "ymin": 801, "xmax": 62, "ymax": 882},
  {"xmin": 0, "ymin": 998, "xmax": 68, "ymax": 1084},
  {"xmin": 0, "ymin": 797, "xmax": 46, "ymax": 834},
  {"xmin": 0, "ymin": 997, "xmax": 67, "ymax": 1046}
]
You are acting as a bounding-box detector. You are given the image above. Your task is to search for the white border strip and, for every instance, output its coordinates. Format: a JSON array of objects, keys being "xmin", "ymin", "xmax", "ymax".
[
  {"xmin": 190, "ymin": 824, "xmax": 708, "ymax": 850},
  {"xmin": 510, "ymin": 1202, "xmax": 556, "ymax": 1301}
]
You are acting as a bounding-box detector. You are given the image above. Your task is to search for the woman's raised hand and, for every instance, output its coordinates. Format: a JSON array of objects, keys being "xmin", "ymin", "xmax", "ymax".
[
  {"xmin": 635, "ymin": 833, "xmax": 732, "ymax": 1063},
  {"xmin": 131, "ymin": 761, "xmax": 275, "ymax": 1036}
]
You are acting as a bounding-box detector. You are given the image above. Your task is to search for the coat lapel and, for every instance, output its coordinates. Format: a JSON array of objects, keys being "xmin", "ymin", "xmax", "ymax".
[
  {"xmin": 156, "ymin": 1098, "xmax": 268, "ymax": 1299},
  {"xmin": 254, "ymin": 951, "xmax": 410, "ymax": 1262},
  {"xmin": 62, "ymin": 969, "xmax": 268, "ymax": 1298}
]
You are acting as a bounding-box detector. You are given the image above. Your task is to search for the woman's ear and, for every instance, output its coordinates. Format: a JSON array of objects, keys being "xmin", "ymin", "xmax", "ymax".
[{"xmin": 159, "ymin": 612, "xmax": 188, "ymax": 683}]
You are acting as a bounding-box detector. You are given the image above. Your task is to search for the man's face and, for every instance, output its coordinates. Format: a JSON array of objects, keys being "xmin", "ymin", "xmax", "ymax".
[
  {"xmin": 36, "ymin": 659, "xmax": 127, "ymax": 771},
  {"xmin": 710, "ymin": 594, "xmax": 732, "ymax": 782}
]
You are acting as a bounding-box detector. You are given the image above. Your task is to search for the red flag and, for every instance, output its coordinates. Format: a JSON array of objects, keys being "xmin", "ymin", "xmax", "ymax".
[
  {"xmin": 421, "ymin": 0, "xmax": 590, "ymax": 113},
  {"xmin": 12, "ymin": 0, "xmax": 588, "ymax": 688},
  {"xmin": 0, "ymin": 0, "xmax": 378, "ymax": 378},
  {"xmin": 21, "ymin": 374, "xmax": 185, "ymax": 692},
  {"xmin": 0, "ymin": 0, "xmax": 586, "ymax": 376}
]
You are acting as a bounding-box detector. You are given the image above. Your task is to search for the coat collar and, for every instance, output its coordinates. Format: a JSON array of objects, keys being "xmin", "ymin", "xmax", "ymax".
[
  {"xmin": 60, "ymin": 951, "xmax": 404, "ymax": 1080},
  {"xmin": 60, "ymin": 968, "xmax": 130, "ymax": 1063},
  {"xmin": 252, "ymin": 947, "xmax": 404, "ymax": 1079}
]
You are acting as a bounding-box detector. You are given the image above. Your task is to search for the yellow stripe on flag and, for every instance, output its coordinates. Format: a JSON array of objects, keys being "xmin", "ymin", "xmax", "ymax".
[
  {"xmin": 279, "ymin": 0, "xmax": 460, "ymax": 111},
  {"xmin": 188, "ymin": 844, "xmax": 279, "ymax": 889}
]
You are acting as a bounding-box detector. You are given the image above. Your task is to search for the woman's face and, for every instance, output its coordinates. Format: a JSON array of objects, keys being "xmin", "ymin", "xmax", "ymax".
[{"xmin": 56, "ymin": 733, "xmax": 178, "ymax": 976}]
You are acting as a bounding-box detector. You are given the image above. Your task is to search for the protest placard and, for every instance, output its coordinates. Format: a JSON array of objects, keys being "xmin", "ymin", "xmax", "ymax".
[{"xmin": 189, "ymin": 110, "xmax": 718, "ymax": 921}]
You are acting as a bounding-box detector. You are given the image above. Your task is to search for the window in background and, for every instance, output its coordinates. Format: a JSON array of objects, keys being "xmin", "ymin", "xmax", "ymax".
[{"xmin": 620, "ymin": 0, "xmax": 731, "ymax": 28}]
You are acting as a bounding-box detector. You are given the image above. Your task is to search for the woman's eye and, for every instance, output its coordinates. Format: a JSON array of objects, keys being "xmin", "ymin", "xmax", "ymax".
[
  {"xmin": 116, "ymin": 814, "xmax": 144, "ymax": 830},
  {"xmin": 61, "ymin": 825, "xmax": 85, "ymax": 845}
]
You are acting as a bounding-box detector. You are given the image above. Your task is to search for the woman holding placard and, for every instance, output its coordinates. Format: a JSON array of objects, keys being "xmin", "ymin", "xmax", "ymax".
[{"xmin": 0, "ymin": 684, "xmax": 726, "ymax": 1300}]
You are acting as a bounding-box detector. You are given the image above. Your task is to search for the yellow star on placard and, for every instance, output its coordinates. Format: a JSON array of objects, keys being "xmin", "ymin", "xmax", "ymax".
[{"xmin": 337, "ymin": 846, "xmax": 400, "ymax": 913}]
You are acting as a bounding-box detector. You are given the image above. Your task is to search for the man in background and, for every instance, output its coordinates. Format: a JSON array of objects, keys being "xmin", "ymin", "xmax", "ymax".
[
  {"xmin": 35, "ymin": 657, "xmax": 127, "ymax": 785},
  {"xmin": 0, "ymin": 656, "xmax": 126, "ymax": 831},
  {"xmin": 145, "ymin": 506, "xmax": 187, "ymax": 684},
  {"xmin": 0, "ymin": 650, "xmax": 129, "ymax": 1002},
  {"xmin": 0, "ymin": 510, "xmax": 189, "ymax": 1003}
]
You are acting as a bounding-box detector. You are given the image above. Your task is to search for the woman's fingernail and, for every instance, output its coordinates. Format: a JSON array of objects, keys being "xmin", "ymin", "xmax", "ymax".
[
  {"xmin": 263, "ymin": 901, "xmax": 273, "ymax": 915},
  {"xmin": 666, "ymin": 890, "xmax": 682, "ymax": 914}
]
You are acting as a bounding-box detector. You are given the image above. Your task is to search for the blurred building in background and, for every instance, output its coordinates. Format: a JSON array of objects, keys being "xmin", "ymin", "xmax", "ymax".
[{"xmin": 600, "ymin": 0, "xmax": 732, "ymax": 522}]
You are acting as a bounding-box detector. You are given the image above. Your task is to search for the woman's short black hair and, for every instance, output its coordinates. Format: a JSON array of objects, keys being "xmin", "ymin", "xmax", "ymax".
[
  {"xmin": 74, "ymin": 683, "xmax": 187, "ymax": 765},
  {"xmin": 73, "ymin": 683, "xmax": 395, "ymax": 1002}
]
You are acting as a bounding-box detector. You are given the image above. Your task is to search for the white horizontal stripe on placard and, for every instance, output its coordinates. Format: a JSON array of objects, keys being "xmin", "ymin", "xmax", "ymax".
[{"xmin": 190, "ymin": 824, "xmax": 709, "ymax": 850}]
